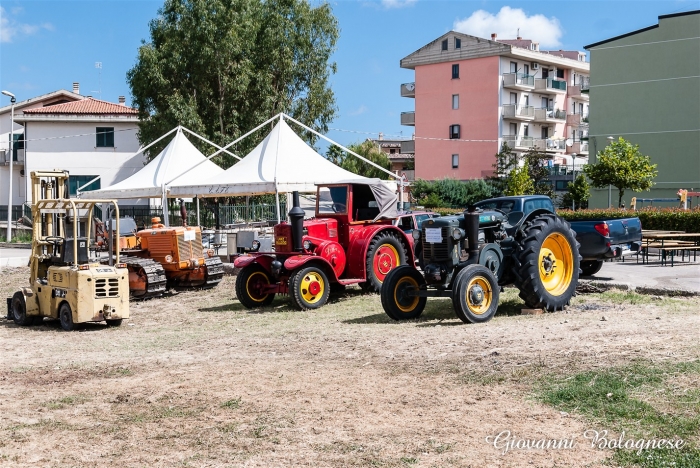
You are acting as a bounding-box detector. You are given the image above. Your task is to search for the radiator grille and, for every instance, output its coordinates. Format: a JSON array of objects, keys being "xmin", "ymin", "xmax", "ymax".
[
  {"xmin": 177, "ymin": 231, "xmax": 204, "ymax": 260},
  {"xmin": 95, "ymin": 278, "xmax": 120, "ymax": 298},
  {"xmin": 422, "ymin": 227, "xmax": 451, "ymax": 262}
]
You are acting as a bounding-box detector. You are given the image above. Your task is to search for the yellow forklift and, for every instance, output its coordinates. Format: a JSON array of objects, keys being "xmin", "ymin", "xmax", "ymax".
[{"xmin": 6, "ymin": 170, "xmax": 129, "ymax": 331}]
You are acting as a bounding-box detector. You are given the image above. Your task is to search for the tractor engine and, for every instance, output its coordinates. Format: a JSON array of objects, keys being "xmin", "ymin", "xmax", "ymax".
[{"xmin": 418, "ymin": 208, "xmax": 510, "ymax": 287}]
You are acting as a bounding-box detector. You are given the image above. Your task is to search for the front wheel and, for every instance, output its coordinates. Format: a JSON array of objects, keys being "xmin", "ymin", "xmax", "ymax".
[
  {"xmin": 451, "ymin": 265, "xmax": 500, "ymax": 324},
  {"xmin": 289, "ymin": 266, "xmax": 330, "ymax": 310},
  {"xmin": 106, "ymin": 319, "xmax": 123, "ymax": 327},
  {"xmin": 581, "ymin": 260, "xmax": 604, "ymax": 276},
  {"xmin": 381, "ymin": 266, "xmax": 427, "ymax": 320},
  {"xmin": 235, "ymin": 264, "xmax": 275, "ymax": 309}
]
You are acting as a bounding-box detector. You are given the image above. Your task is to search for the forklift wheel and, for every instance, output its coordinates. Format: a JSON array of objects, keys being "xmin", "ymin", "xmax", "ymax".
[
  {"xmin": 59, "ymin": 302, "xmax": 75, "ymax": 331},
  {"xmin": 106, "ymin": 319, "xmax": 123, "ymax": 327},
  {"xmin": 380, "ymin": 266, "xmax": 427, "ymax": 320},
  {"xmin": 451, "ymin": 265, "xmax": 500, "ymax": 324},
  {"xmin": 11, "ymin": 292, "xmax": 34, "ymax": 327}
]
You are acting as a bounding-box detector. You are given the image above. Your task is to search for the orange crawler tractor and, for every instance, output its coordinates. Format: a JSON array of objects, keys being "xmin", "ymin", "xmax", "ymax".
[{"xmin": 96, "ymin": 216, "xmax": 224, "ymax": 298}]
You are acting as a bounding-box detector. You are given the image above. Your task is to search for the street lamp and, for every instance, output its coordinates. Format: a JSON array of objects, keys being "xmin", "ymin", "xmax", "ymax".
[
  {"xmin": 570, "ymin": 153, "xmax": 578, "ymax": 210},
  {"xmin": 2, "ymin": 90, "xmax": 16, "ymax": 242},
  {"xmin": 606, "ymin": 136, "xmax": 614, "ymax": 208}
]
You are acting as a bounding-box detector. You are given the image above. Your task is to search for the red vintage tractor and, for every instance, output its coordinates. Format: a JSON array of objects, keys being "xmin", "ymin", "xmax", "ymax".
[{"xmin": 234, "ymin": 182, "xmax": 413, "ymax": 310}]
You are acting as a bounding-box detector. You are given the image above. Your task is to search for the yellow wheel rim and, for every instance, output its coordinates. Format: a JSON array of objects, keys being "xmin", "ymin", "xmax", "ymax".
[
  {"xmin": 465, "ymin": 276, "xmax": 492, "ymax": 315},
  {"xmin": 539, "ymin": 233, "xmax": 574, "ymax": 296},
  {"xmin": 299, "ymin": 271, "xmax": 325, "ymax": 304},
  {"xmin": 246, "ymin": 271, "xmax": 270, "ymax": 303},
  {"xmin": 394, "ymin": 276, "xmax": 420, "ymax": 313}
]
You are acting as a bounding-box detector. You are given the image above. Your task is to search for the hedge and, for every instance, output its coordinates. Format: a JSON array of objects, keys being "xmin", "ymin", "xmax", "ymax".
[
  {"xmin": 557, "ymin": 208, "xmax": 700, "ymax": 233},
  {"xmin": 433, "ymin": 206, "xmax": 700, "ymax": 232}
]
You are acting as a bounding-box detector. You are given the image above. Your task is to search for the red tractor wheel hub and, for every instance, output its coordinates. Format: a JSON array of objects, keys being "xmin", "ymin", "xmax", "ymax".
[{"xmin": 308, "ymin": 281, "xmax": 321, "ymax": 295}]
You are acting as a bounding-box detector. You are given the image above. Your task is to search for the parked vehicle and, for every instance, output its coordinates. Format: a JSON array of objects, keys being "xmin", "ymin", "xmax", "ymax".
[
  {"xmin": 474, "ymin": 196, "xmax": 642, "ymax": 276},
  {"xmin": 234, "ymin": 182, "xmax": 413, "ymax": 310},
  {"xmin": 381, "ymin": 203, "xmax": 581, "ymax": 323},
  {"xmin": 393, "ymin": 210, "xmax": 439, "ymax": 250}
]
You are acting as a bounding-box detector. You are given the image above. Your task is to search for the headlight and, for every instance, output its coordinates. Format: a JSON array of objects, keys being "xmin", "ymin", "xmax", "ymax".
[
  {"xmin": 412, "ymin": 230, "xmax": 421, "ymax": 240},
  {"xmin": 251, "ymin": 240, "xmax": 261, "ymax": 251},
  {"xmin": 164, "ymin": 254, "xmax": 173, "ymax": 263},
  {"xmin": 452, "ymin": 228, "xmax": 463, "ymax": 240},
  {"xmin": 303, "ymin": 240, "xmax": 312, "ymax": 250}
]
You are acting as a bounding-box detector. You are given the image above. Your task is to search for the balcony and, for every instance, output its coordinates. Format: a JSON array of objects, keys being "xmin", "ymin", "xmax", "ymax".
[
  {"xmin": 401, "ymin": 111, "xmax": 415, "ymax": 126},
  {"xmin": 503, "ymin": 73, "xmax": 535, "ymax": 90},
  {"xmin": 400, "ymin": 140, "xmax": 415, "ymax": 154},
  {"xmin": 545, "ymin": 139, "xmax": 566, "ymax": 152},
  {"xmin": 502, "ymin": 135, "xmax": 544, "ymax": 150},
  {"xmin": 567, "ymin": 141, "xmax": 589, "ymax": 155},
  {"xmin": 2, "ymin": 149, "xmax": 24, "ymax": 165},
  {"xmin": 566, "ymin": 113, "xmax": 589, "ymax": 128},
  {"xmin": 400, "ymin": 82, "xmax": 415, "ymax": 98},
  {"xmin": 534, "ymin": 108, "xmax": 567, "ymax": 123},
  {"xmin": 502, "ymin": 104, "xmax": 535, "ymax": 120},
  {"xmin": 535, "ymin": 77, "xmax": 567, "ymax": 94}
]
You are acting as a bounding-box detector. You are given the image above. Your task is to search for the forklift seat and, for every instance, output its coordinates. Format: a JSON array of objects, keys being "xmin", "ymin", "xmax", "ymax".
[{"xmin": 57, "ymin": 238, "xmax": 89, "ymax": 265}]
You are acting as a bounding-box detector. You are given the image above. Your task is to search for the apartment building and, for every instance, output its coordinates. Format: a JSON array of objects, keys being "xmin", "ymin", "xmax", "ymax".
[
  {"xmin": 584, "ymin": 10, "xmax": 700, "ymax": 208},
  {"xmin": 0, "ymin": 84, "xmax": 146, "ymax": 215},
  {"xmin": 400, "ymin": 31, "xmax": 590, "ymax": 186}
]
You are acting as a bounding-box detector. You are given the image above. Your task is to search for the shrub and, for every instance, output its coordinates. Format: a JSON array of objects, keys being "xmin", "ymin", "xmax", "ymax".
[{"xmin": 557, "ymin": 207, "xmax": 700, "ymax": 232}]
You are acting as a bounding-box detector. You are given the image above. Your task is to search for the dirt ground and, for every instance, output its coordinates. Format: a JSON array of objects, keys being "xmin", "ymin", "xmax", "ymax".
[{"xmin": 0, "ymin": 266, "xmax": 698, "ymax": 467}]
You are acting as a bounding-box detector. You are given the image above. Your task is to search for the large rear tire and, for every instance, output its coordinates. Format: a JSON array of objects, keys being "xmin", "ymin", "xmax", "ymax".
[
  {"xmin": 59, "ymin": 302, "xmax": 75, "ymax": 331},
  {"xmin": 513, "ymin": 214, "xmax": 580, "ymax": 311},
  {"xmin": 451, "ymin": 265, "xmax": 499, "ymax": 324},
  {"xmin": 11, "ymin": 292, "xmax": 34, "ymax": 327},
  {"xmin": 235, "ymin": 264, "xmax": 275, "ymax": 309},
  {"xmin": 581, "ymin": 260, "xmax": 604, "ymax": 276},
  {"xmin": 365, "ymin": 232, "xmax": 408, "ymax": 292},
  {"xmin": 289, "ymin": 266, "xmax": 330, "ymax": 310},
  {"xmin": 381, "ymin": 266, "xmax": 427, "ymax": 321}
]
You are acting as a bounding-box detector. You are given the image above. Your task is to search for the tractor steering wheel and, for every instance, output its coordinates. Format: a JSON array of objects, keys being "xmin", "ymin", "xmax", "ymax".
[
  {"xmin": 45, "ymin": 236, "xmax": 65, "ymax": 247},
  {"xmin": 331, "ymin": 203, "xmax": 346, "ymax": 213}
]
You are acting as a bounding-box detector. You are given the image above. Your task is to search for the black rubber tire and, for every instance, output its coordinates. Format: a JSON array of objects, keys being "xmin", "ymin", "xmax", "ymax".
[
  {"xmin": 581, "ymin": 260, "xmax": 604, "ymax": 276},
  {"xmin": 11, "ymin": 292, "xmax": 33, "ymax": 326},
  {"xmin": 365, "ymin": 232, "xmax": 408, "ymax": 293},
  {"xmin": 380, "ymin": 265, "xmax": 427, "ymax": 321},
  {"xmin": 451, "ymin": 265, "xmax": 500, "ymax": 324},
  {"xmin": 358, "ymin": 281, "xmax": 373, "ymax": 292},
  {"xmin": 513, "ymin": 213, "xmax": 581, "ymax": 311},
  {"xmin": 235, "ymin": 264, "xmax": 275, "ymax": 309},
  {"xmin": 106, "ymin": 319, "xmax": 123, "ymax": 327},
  {"xmin": 59, "ymin": 302, "xmax": 75, "ymax": 331},
  {"xmin": 289, "ymin": 266, "xmax": 330, "ymax": 310}
]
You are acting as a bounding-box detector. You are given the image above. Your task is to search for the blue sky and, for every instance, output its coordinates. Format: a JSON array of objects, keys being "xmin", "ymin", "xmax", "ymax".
[{"xmin": 1, "ymin": 0, "xmax": 698, "ymax": 150}]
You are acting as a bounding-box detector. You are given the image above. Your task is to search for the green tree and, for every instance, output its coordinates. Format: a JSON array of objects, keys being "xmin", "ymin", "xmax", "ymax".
[
  {"xmin": 128, "ymin": 0, "xmax": 339, "ymax": 166},
  {"xmin": 558, "ymin": 174, "xmax": 590, "ymax": 210},
  {"xmin": 523, "ymin": 146, "xmax": 554, "ymax": 198},
  {"xmin": 488, "ymin": 142, "xmax": 518, "ymax": 196},
  {"xmin": 410, "ymin": 178, "xmax": 494, "ymax": 208},
  {"xmin": 584, "ymin": 137, "xmax": 658, "ymax": 207},
  {"xmin": 325, "ymin": 140, "xmax": 392, "ymax": 180},
  {"xmin": 504, "ymin": 164, "xmax": 534, "ymax": 196}
]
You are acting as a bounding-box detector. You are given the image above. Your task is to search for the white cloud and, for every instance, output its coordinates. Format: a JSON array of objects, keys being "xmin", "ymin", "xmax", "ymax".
[
  {"xmin": 380, "ymin": 0, "xmax": 417, "ymax": 9},
  {"xmin": 348, "ymin": 105, "xmax": 368, "ymax": 116},
  {"xmin": 1, "ymin": 6, "xmax": 54, "ymax": 43},
  {"xmin": 453, "ymin": 6, "xmax": 563, "ymax": 48}
]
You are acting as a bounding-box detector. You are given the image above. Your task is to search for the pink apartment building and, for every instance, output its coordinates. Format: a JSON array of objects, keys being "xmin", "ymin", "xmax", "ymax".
[{"xmin": 400, "ymin": 31, "xmax": 590, "ymax": 183}]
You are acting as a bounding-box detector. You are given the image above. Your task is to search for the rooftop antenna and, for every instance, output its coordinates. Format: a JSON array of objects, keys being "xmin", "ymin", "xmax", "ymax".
[
  {"xmin": 517, "ymin": 28, "xmax": 520, "ymax": 37},
  {"xmin": 93, "ymin": 62, "xmax": 102, "ymax": 99}
]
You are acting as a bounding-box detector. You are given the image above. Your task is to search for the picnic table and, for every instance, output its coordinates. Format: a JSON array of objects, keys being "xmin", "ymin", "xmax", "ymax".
[{"xmin": 641, "ymin": 231, "xmax": 700, "ymax": 266}]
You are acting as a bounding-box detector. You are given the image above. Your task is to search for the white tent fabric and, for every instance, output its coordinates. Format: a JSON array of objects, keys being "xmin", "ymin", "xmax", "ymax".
[
  {"xmin": 83, "ymin": 129, "xmax": 224, "ymax": 199},
  {"xmin": 169, "ymin": 119, "xmax": 391, "ymax": 197}
]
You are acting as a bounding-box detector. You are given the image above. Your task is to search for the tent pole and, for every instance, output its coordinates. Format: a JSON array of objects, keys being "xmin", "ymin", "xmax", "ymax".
[
  {"xmin": 273, "ymin": 114, "xmax": 284, "ymax": 224},
  {"xmin": 245, "ymin": 196, "xmax": 250, "ymax": 223},
  {"xmin": 275, "ymin": 190, "xmax": 281, "ymax": 224},
  {"xmin": 196, "ymin": 197, "xmax": 201, "ymax": 227},
  {"xmin": 162, "ymin": 184, "xmax": 169, "ymax": 227}
]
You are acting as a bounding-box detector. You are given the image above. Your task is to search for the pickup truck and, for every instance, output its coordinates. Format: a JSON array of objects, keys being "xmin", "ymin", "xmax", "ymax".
[{"xmin": 474, "ymin": 196, "xmax": 642, "ymax": 276}]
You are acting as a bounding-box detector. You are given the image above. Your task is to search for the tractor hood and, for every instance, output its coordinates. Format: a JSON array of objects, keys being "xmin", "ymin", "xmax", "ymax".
[{"xmin": 425, "ymin": 210, "xmax": 506, "ymax": 229}]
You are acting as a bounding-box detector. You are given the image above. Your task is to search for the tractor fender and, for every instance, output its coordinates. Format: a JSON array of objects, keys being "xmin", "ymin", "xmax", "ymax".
[
  {"xmin": 234, "ymin": 254, "xmax": 275, "ymax": 272},
  {"xmin": 20, "ymin": 287, "xmax": 41, "ymax": 316},
  {"xmin": 283, "ymin": 256, "xmax": 340, "ymax": 282},
  {"xmin": 517, "ymin": 209, "xmax": 560, "ymax": 234},
  {"xmin": 345, "ymin": 225, "xmax": 414, "ymax": 280}
]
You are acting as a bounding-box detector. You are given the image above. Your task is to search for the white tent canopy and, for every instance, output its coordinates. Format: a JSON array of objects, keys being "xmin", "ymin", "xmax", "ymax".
[
  {"xmin": 169, "ymin": 119, "xmax": 395, "ymax": 197},
  {"xmin": 83, "ymin": 128, "xmax": 224, "ymax": 199}
]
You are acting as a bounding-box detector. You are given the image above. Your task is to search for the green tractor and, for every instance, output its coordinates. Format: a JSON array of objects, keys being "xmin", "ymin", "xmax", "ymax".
[{"xmin": 381, "ymin": 205, "xmax": 580, "ymax": 323}]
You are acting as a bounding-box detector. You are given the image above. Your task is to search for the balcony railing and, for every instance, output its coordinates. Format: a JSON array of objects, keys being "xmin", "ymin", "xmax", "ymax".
[
  {"xmin": 503, "ymin": 73, "xmax": 535, "ymax": 89},
  {"xmin": 502, "ymin": 104, "xmax": 535, "ymax": 120},
  {"xmin": 545, "ymin": 139, "xmax": 566, "ymax": 151},
  {"xmin": 568, "ymin": 141, "xmax": 589, "ymax": 155},
  {"xmin": 566, "ymin": 113, "xmax": 589, "ymax": 127},
  {"xmin": 400, "ymin": 82, "xmax": 415, "ymax": 98},
  {"xmin": 401, "ymin": 170, "xmax": 415, "ymax": 181},
  {"xmin": 1, "ymin": 148, "xmax": 24, "ymax": 165},
  {"xmin": 535, "ymin": 77, "xmax": 567, "ymax": 93},
  {"xmin": 401, "ymin": 111, "xmax": 415, "ymax": 126},
  {"xmin": 400, "ymin": 140, "xmax": 415, "ymax": 154},
  {"xmin": 502, "ymin": 135, "xmax": 544, "ymax": 149},
  {"xmin": 535, "ymin": 108, "xmax": 566, "ymax": 122}
]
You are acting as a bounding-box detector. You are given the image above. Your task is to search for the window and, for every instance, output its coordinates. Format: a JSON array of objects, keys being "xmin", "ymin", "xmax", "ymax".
[
  {"xmin": 509, "ymin": 123, "xmax": 517, "ymax": 135},
  {"xmin": 541, "ymin": 127, "xmax": 549, "ymax": 139},
  {"xmin": 317, "ymin": 186, "xmax": 348, "ymax": 214},
  {"xmin": 556, "ymin": 68, "xmax": 565, "ymax": 79},
  {"xmin": 523, "ymin": 124, "xmax": 529, "ymax": 137},
  {"xmin": 96, "ymin": 127, "xmax": 114, "ymax": 147},
  {"xmin": 523, "ymin": 64, "xmax": 529, "ymax": 75},
  {"xmin": 452, "ymin": 64, "xmax": 459, "ymax": 79},
  {"xmin": 455, "ymin": 38, "xmax": 461, "ymax": 49},
  {"xmin": 449, "ymin": 125, "xmax": 460, "ymax": 139},
  {"xmin": 11, "ymin": 133, "xmax": 24, "ymax": 162},
  {"xmin": 442, "ymin": 39, "xmax": 448, "ymax": 51},
  {"xmin": 69, "ymin": 175, "xmax": 101, "ymax": 196},
  {"xmin": 555, "ymin": 180, "xmax": 569, "ymax": 191},
  {"xmin": 390, "ymin": 148, "xmax": 396, "ymax": 154},
  {"xmin": 452, "ymin": 154, "xmax": 459, "ymax": 168},
  {"xmin": 523, "ymin": 94, "xmax": 529, "ymax": 106},
  {"xmin": 510, "ymin": 92, "xmax": 517, "ymax": 105},
  {"xmin": 452, "ymin": 94, "xmax": 459, "ymax": 110},
  {"xmin": 510, "ymin": 61, "xmax": 517, "ymax": 73}
]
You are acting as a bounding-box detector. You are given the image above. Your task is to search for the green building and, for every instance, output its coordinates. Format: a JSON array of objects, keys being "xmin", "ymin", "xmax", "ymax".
[{"xmin": 584, "ymin": 10, "xmax": 700, "ymax": 208}]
